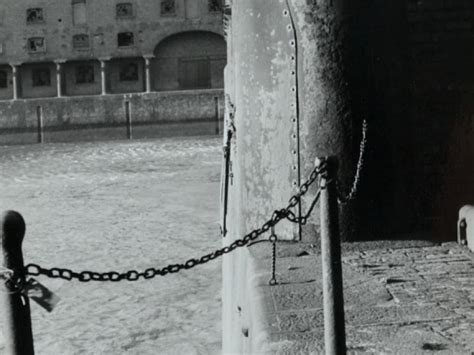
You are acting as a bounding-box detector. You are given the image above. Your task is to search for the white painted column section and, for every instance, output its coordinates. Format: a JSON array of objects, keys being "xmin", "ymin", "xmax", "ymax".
[
  {"xmin": 10, "ymin": 64, "xmax": 18, "ymax": 100},
  {"xmin": 144, "ymin": 55, "xmax": 153, "ymax": 93},
  {"xmin": 55, "ymin": 61, "xmax": 63, "ymax": 98},
  {"xmin": 100, "ymin": 59, "xmax": 108, "ymax": 95}
]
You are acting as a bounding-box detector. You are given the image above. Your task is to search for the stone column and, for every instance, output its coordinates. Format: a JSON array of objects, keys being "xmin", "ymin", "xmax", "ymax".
[
  {"xmin": 9, "ymin": 64, "xmax": 19, "ymax": 100},
  {"xmin": 99, "ymin": 58, "xmax": 110, "ymax": 95},
  {"xmin": 54, "ymin": 60, "xmax": 66, "ymax": 98},
  {"xmin": 289, "ymin": 0, "xmax": 363, "ymax": 240},
  {"xmin": 143, "ymin": 55, "xmax": 154, "ymax": 93}
]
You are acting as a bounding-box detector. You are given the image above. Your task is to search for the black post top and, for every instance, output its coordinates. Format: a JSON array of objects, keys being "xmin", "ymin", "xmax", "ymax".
[{"xmin": 2, "ymin": 211, "xmax": 26, "ymax": 251}]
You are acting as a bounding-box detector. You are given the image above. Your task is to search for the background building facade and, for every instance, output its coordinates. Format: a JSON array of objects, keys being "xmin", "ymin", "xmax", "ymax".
[{"xmin": 0, "ymin": 0, "xmax": 226, "ymax": 142}]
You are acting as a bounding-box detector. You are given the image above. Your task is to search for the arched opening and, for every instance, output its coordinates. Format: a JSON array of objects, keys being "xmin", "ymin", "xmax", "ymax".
[{"xmin": 153, "ymin": 31, "xmax": 226, "ymax": 91}]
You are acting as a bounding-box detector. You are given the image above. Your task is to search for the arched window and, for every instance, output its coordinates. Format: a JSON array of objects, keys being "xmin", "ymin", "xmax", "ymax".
[{"xmin": 153, "ymin": 31, "xmax": 226, "ymax": 91}]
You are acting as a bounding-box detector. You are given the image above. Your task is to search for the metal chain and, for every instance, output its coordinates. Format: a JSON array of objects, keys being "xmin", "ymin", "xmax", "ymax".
[
  {"xmin": 220, "ymin": 94, "xmax": 236, "ymax": 238},
  {"xmin": 337, "ymin": 119, "xmax": 368, "ymax": 204},
  {"xmin": 225, "ymin": 94, "xmax": 236, "ymax": 133},
  {"xmin": 0, "ymin": 269, "xmax": 27, "ymax": 295},
  {"xmin": 268, "ymin": 227, "xmax": 278, "ymax": 286},
  {"xmin": 221, "ymin": 127, "xmax": 234, "ymax": 237},
  {"xmin": 285, "ymin": 187, "xmax": 321, "ymax": 226},
  {"xmin": 24, "ymin": 161, "xmax": 328, "ymax": 283}
]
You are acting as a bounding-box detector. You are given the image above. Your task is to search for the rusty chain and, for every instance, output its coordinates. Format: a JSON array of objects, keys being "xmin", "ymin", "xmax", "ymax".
[
  {"xmin": 23, "ymin": 160, "xmax": 327, "ymax": 283},
  {"xmin": 337, "ymin": 119, "xmax": 368, "ymax": 204}
]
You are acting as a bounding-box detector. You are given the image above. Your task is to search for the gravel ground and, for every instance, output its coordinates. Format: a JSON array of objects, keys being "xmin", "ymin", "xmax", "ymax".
[{"xmin": 0, "ymin": 136, "xmax": 223, "ymax": 354}]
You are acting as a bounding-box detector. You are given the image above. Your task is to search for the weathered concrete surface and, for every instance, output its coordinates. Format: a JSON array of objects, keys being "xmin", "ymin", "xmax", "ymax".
[
  {"xmin": 231, "ymin": 0, "xmax": 299, "ymax": 241},
  {"xmin": 223, "ymin": 1, "xmax": 366, "ymax": 351},
  {"xmin": 222, "ymin": 1, "xmax": 300, "ymax": 352},
  {"xmin": 287, "ymin": 0, "xmax": 366, "ymax": 241},
  {"xmin": 237, "ymin": 241, "xmax": 474, "ymax": 354}
]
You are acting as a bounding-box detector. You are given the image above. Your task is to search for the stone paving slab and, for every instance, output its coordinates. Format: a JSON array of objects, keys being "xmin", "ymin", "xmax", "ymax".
[{"xmin": 247, "ymin": 241, "xmax": 474, "ymax": 353}]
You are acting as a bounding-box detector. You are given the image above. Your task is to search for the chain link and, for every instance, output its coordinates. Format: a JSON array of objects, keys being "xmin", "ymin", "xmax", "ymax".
[
  {"xmin": 221, "ymin": 94, "xmax": 237, "ymax": 238},
  {"xmin": 268, "ymin": 227, "xmax": 278, "ymax": 286},
  {"xmin": 1, "ymin": 269, "xmax": 27, "ymax": 295},
  {"xmin": 225, "ymin": 94, "xmax": 236, "ymax": 133},
  {"xmin": 24, "ymin": 162, "xmax": 327, "ymax": 283},
  {"xmin": 337, "ymin": 119, "xmax": 368, "ymax": 204}
]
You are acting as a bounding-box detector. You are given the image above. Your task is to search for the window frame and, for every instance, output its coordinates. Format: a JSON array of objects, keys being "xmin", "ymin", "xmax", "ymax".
[
  {"xmin": 72, "ymin": 33, "xmax": 91, "ymax": 51},
  {"xmin": 27, "ymin": 37, "xmax": 46, "ymax": 53},
  {"xmin": 116, "ymin": 3, "xmax": 134, "ymax": 19},
  {"xmin": 119, "ymin": 61, "xmax": 139, "ymax": 82},
  {"xmin": 0, "ymin": 69, "xmax": 7, "ymax": 88},
  {"xmin": 75, "ymin": 64, "xmax": 95, "ymax": 84},
  {"xmin": 208, "ymin": 0, "xmax": 223, "ymax": 13},
  {"xmin": 160, "ymin": 0, "xmax": 176, "ymax": 17},
  {"xmin": 26, "ymin": 8, "xmax": 45, "ymax": 24},
  {"xmin": 117, "ymin": 32, "xmax": 135, "ymax": 48},
  {"xmin": 32, "ymin": 67, "xmax": 51, "ymax": 87},
  {"xmin": 72, "ymin": 34, "xmax": 90, "ymax": 50}
]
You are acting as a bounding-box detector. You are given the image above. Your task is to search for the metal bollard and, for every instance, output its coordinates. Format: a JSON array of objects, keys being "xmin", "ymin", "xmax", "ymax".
[
  {"xmin": 36, "ymin": 106, "xmax": 43, "ymax": 144},
  {"xmin": 316, "ymin": 157, "xmax": 346, "ymax": 355},
  {"xmin": 1, "ymin": 211, "xmax": 35, "ymax": 355},
  {"xmin": 125, "ymin": 100, "xmax": 132, "ymax": 140}
]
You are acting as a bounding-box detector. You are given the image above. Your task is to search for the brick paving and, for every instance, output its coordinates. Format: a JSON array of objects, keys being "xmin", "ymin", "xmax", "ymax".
[{"xmin": 248, "ymin": 241, "xmax": 474, "ymax": 353}]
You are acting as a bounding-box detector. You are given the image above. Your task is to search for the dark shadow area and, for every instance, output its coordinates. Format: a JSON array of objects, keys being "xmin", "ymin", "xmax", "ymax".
[{"xmin": 344, "ymin": 1, "xmax": 474, "ymax": 242}]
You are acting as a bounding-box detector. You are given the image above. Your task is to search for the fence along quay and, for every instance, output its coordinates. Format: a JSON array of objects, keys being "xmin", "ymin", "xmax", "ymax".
[{"xmin": 1, "ymin": 139, "xmax": 368, "ymax": 354}]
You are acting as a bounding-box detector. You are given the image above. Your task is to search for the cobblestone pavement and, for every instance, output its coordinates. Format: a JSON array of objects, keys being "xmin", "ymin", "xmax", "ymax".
[{"xmin": 248, "ymin": 240, "xmax": 474, "ymax": 354}]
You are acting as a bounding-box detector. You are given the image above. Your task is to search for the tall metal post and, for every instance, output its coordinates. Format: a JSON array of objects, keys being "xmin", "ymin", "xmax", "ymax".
[
  {"xmin": 1, "ymin": 211, "xmax": 35, "ymax": 355},
  {"xmin": 36, "ymin": 106, "xmax": 44, "ymax": 144},
  {"xmin": 316, "ymin": 157, "xmax": 346, "ymax": 355},
  {"xmin": 125, "ymin": 100, "xmax": 132, "ymax": 140}
]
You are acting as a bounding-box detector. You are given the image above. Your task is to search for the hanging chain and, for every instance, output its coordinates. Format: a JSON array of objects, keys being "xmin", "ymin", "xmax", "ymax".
[
  {"xmin": 225, "ymin": 94, "xmax": 236, "ymax": 133},
  {"xmin": 23, "ymin": 161, "xmax": 327, "ymax": 283},
  {"xmin": 268, "ymin": 227, "xmax": 278, "ymax": 286},
  {"xmin": 285, "ymin": 188, "xmax": 321, "ymax": 226},
  {"xmin": 221, "ymin": 127, "xmax": 234, "ymax": 237},
  {"xmin": 337, "ymin": 119, "xmax": 368, "ymax": 204},
  {"xmin": 221, "ymin": 94, "xmax": 236, "ymax": 238}
]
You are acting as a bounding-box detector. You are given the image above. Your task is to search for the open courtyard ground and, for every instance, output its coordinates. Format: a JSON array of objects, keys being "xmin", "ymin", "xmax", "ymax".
[{"xmin": 0, "ymin": 136, "xmax": 223, "ymax": 354}]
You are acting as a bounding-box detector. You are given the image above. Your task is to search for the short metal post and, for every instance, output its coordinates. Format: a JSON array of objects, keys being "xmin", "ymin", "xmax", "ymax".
[
  {"xmin": 36, "ymin": 106, "xmax": 43, "ymax": 144},
  {"xmin": 1, "ymin": 211, "xmax": 35, "ymax": 355},
  {"xmin": 125, "ymin": 101, "xmax": 132, "ymax": 140},
  {"xmin": 316, "ymin": 157, "xmax": 346, "ymax": 355},
  {"xmin": 214, "ymin": 96, "xmax": 220, "ymax": 135}
]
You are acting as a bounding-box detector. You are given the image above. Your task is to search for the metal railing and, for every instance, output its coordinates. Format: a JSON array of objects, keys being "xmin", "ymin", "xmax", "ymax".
[{"xmin": 1, "ymin": 155, "xmax": 352, "ymax": 355}]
